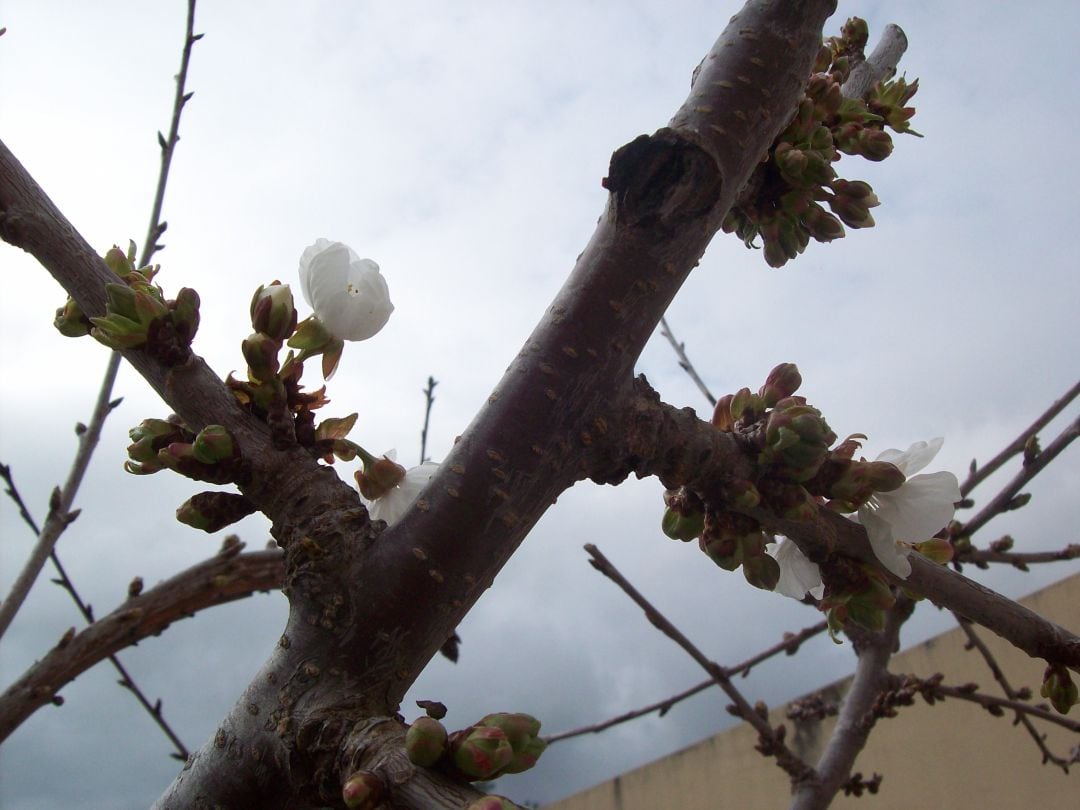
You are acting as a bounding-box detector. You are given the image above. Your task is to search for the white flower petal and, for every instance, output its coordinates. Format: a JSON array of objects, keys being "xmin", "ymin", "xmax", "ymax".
[
  {"xmin": 858, "ymin": 506, "xmax": 912, "ymax": 578},
  {"xmin": 875, "ymin": 437, "xmax": 943, "ymax": 477},
  {"xmin": 364, "ymin": 461, "xmax": 439, "ymax": 525},
  {"xmin": 873, "ymin": 470, "xmax": 960, "ymax": 545},
  {"xmin": 767, "ymin": 538, "xmax": 824, "ymax": 600},
  {"xmin": 298, "ymin": 239, "xmax": 394, "ymax": 341}
]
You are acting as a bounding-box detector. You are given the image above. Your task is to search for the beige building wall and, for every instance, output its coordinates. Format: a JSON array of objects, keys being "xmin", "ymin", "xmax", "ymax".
[{"xmin": 545, "ymin": 573, "xmax": 1079, "ymax": 810}]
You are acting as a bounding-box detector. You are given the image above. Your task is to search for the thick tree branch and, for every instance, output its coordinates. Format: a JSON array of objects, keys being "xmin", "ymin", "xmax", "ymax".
[{"xmin": 790, "ymin": 600, "xmax": 910, "ymax": 810}]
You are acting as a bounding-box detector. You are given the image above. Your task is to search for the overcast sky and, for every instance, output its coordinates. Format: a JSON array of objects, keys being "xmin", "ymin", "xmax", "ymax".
[{"xmin": 1, "ymin": 2, "xmax": 1078, "ymax": 808}]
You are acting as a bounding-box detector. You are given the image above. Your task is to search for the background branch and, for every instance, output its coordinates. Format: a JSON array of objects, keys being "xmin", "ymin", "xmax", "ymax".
[
  {"xmin": 585, "ymin": 543, "xmax": 814, "ymax": 783},
  {"xmin": 545, "ymin": 620, "xmax": 827, "ymax": 744},
  {"xmin": 0, "ymin": 541, "xmax": 284, "ymax": 742}
]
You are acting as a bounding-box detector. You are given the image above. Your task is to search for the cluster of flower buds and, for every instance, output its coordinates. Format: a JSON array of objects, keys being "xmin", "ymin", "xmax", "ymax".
[
  {"xmin": 720, "ymin": 17, "xmax": 920, "ymax": 267},
  {"xmin": 1041, "ymin": 663, "xmax": 1078, "ymax": 715},
  {"xmin": 405, "ymin": 712, "xmax": 547, "ymax": 782},
  {"xmin": 125, "ymin": 417, "xmax": 255, "ymax": 532},
  {"xmin": 227, "ymin": 279, "xmax": 363, "ymax": 461},
  {"xmin": 55, "ymin": 242, "xmax": 200, "ymax": 365},
  {"xmin": 817, "ymin": 561, "xmax": 895, "ymax": 637},
  {"xmin": 125, "ymin": 418, "xmax": 238, "ymax": 482},
  {"xmin": 661, "ymin": 363, "xmax": 916, "ymax": 605}
]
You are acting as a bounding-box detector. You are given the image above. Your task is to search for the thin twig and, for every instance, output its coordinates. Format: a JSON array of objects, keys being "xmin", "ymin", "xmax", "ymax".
[
  {"xmin": 0, "ymin": 465, "xmax": 191, "ymax": 759},
  {"xmin": 959, "ymin": 414, "xmax": 1079, "ymax": 540},
  {"xmin": 0, "ymin": 539, "xmax": 285, "ymax": 742},
  {"xmin": 927, "ymin": 681, "xmax": 1080, "ymax": 736},
  {"xmin": 960, "ymin": 380, "xmax": 1080, "ymax": 497},
  {"xmin": 658, "ymin": 316, "xmax": 717, "ymax": 407},
  {"xmin": 955, "ymin": 614, "xmax": 1074, "ymax": 770},
  {"xmin": 545, "ymin": 620, "xmax": 827, "ymax": 744},
  {"xmin": 0, "ymin": 358, "xmax": 120, "ymax": 640},
  {"xmin": 420, "ymin": 376, "xmax": 438, "ymax": 464},
  {"xmin": 959, "ymin": 544, "xmax": 1080, "ymax": 569},
  {"xmin": 584, "ymin": 544, "xmax": 814, "ymax": 783},
  {"xmin": 0, "ymin": 0, "xmax": 201, "ymax": 753}
]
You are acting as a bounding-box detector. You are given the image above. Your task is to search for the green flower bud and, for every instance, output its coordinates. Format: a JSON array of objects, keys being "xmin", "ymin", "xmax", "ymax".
[
  {"xmin": 405, "ymin": 716, "xmax": 448, "ymax": 768},
  {"xmin": 176, "ymin": 491, "xmax": 257, "ymax": 533},
  {"xmin": 54, "ymin": 297, "xmax": 92, "ymax": 337},
  {"xmin": 1041, "ymin": 664, "xmax": 1078, "ymax": 715},
  {"xmin": 913, "ymin": 537, "xmax": 954, "ymax": 565},
  {"xmin": 105, "ymin": 282, "xmax": 140, "ymax": 322},
  {"xmin": 89, "ymin": 313, "xmax": 149, "ymax": 349},
  {"xmin": 242, "ymin": 332, "xmax": 281, "ymax": 382},
  {"xmin": 450, "ymin": 726, "xmax": 513, "ymax": 781},
  {"xmin": 250, "ymin": 282, "xmax": 297, "ymax": 341},
  {"xmin": 662, "ymin": 506, "xmax": 704, "ymax": 541},
  {"xmin": 478, "ymin": 713, "xmax": 547, "ymax": 774},
  {"xmin": 103, "ymin": 245, "xmax": 134, "ymax": 276},
  {"xmin": 841, "ymin": 17, "xmax": 869, "ymax": 50},
  {"xmin": 742, "ymin": 552, "xmax": 781, "ymax": 591},
  {"xmin": 171, "ymin": 287, "xmax": 201, "ymax": 345},
  {"xmin": 192, "ymin": 425, "xmax": 236, "ymax": 465}
]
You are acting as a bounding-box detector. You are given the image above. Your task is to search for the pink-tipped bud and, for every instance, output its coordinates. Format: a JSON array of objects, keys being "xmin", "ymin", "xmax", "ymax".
[
  {"xmin": 342, "ymin": 770, "xmax": 384, "ymax": 809},
  {"xmin": 450, "ymin": 726, "xmax": 514, "ymax": 780},
  {"xmin": 405, "ymin": 716, "xmax": 448, "ymax": 768},
  {"xmin": 759, "ymin": 363, "xmax": 802, "ymax": 407}
]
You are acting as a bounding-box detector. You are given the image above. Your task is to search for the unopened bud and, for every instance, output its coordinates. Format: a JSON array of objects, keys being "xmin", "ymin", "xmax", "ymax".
[
  {"xmin": 450, "ymin": 726, "xmax": 513, "ymax": 780},
  {"xmin": 355, "ymin": 453, "xmax": 407, "ymax": 500},
  {"xmin": 54, "ymin": 298, "xmax": 92, "ymax": 337},
  {"xmin": 342, "ymin": 771, "xmax": 385, "ymax": 809},
  {"xmin": 250, "ymin": 282, "xmax": 297, "ymax": 341},
  {"xmin": 1041, "ymin": 664, "xmax": 1078, "ymax": 715},
  {"xmin": 759, "ymin": 363, "xmax": 802, "ymax": 408},
  {"xmin": 192, "ymin": 425, "xmax": 236, "ymax": 465},
  {"xmin": 913, "ymin": 537, "xmax": 954, "ymax": 565},
  {"xmin": 405, "ymin": 716, "xmax": 448, "ymax": 768}
]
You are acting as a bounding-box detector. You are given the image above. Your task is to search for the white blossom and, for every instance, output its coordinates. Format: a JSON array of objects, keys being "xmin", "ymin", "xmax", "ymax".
[
  {"xmin": 857, "ymin": 438, "xmax": 961, "ymax": 579},
  {"xmin": 362, "ymin": 451, "xmax": 439, "ymax": 526},
  {"xmin": 766, "ymin": 538, "xmax": 824, "ymax": 600},
  {"xmin": 298, "ymin": 238, "xmax": 393, "ymax": 341}
]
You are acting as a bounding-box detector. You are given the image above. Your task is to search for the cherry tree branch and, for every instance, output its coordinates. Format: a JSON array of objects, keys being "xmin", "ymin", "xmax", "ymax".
[
  {"xmin": 960, "ymin": 379, "xmax": 1080, "ymax": 497},
  {"xmin": 0, "ymin": 0, "xmax": 201, "ymax": 643},
  {"xmin": 658, "ymin": 316, "xmax": 717, "ymax": 406},
  {"xmin": 957, "ymin": 411, "xmax": 1079, "ymax": 539},
  {"xmin": 0, "ymin": 541, "xmax": 284, "ymax": 742},
  {"xmin": 790, "ymin": 599, "xmax": 910, "ymax": 810},
  {"xmin": 585, "ymin": 543, "xmax": 815, "ymax": 783},
  {"xmin": 955, "ymin": 614, "xmax": 1075, "ymax": 770},
  {"xmin": 545, "ymin": 620, "xmax": 827, "ymax": 744},
  {"xmin": 0, "ymin": 367, "xmax": 117, "ymax": 639},
  {"xmin": 1, "ymin": 464, "xmax": 193, "ymax": 758},
  {"xmin": 959, "ymin": 544, "xmax": 1080, "ymax": 569}
]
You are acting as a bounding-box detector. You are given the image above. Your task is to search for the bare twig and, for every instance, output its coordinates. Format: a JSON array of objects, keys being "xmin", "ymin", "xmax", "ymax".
[
  {"xmin": 545, "ymin": 620, "xmax": 827, "ymax": 744},
  {"xmin": 0, "ymin": 540, "xmax": 284, "ymax": 742},
  {"xmin": 0, "ymin": 0, "xmax": 201, "ymax": 753},
  {"xmin": 585, "ymin": 544, "xmax": 814, "ymax": 783},
  {"xmin": 960, "ymin": 380, "xmax": 1080, "ymax": 497},
  {"xmin": 924, "ymin": 681, "xmax": 1080, "ymax": 736},
  {"xmin": 658, "ymin": 316, "xmax": 717, "ymax": 407},
  {"xmin": 0, "ymin": 358, "xmax": 120, "ymax": 640},
  {"xmin": 1, "ymin": 466, "xmax": 190, "ymax": 757},
  {"xmin": 959, "ymin": 544, "xmax": 1080, "ymax": 569},
  {"xmin": 958, "ymin": 413, "xmax": 1079, "ymax": 540},
  {"xmin": 955, "ymin": 614, "xmax": 1074, "ymax": 770},
  {"xmin": 420, "ymin": 375, "xmax": 438, "ymax": 464}
]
